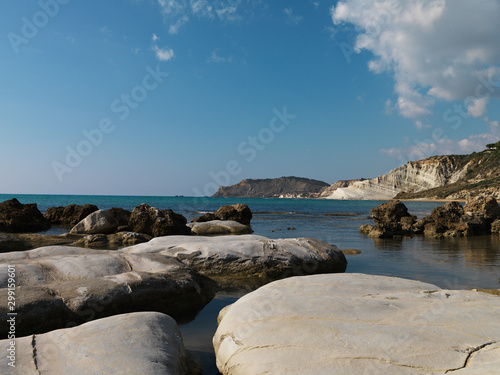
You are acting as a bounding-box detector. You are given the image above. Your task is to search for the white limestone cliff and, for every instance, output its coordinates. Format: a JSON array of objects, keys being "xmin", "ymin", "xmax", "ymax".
[{"xmin": 321, "ymin": 156, "xmax": 471, "ymax": 200}]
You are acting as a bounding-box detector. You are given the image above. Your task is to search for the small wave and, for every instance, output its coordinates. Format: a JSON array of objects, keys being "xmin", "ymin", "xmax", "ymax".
[{"xmin": 323, "ymin": 212, "xmax": 361, "ymax": 217}]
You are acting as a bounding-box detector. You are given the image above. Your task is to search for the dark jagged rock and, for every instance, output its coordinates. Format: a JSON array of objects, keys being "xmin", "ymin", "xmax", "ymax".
[
  {"xmin": 129, "ymin": 203, "xmax": 191, "ymax": 237},
  {"xmin": 361, "ymin": 196, "xmax": 500, "ymax": 238},
  {"xmin": 366, "ymin": 200, "xmax": 416, "ymax": 238},
  {"xmin": 370, "ymin": 200, "xmax": 414, "ymax": 224},
  {"xmin": 492, "ymin": 220, "xmax": 500, "ymax": 234},
  {"xmin": 190, "ymin": 212, "xmax": 217, "ymax": 223},
  {"xmin": 44, "ymin": 204, "xmax": 99, "ymax": 226},
  {"xmin": 430, "ymin": 201, "xmax": 464, "ymax": 227},
  {"xmin": 191, "ymin": 203, "xmax": 253, "ymax": 226},
  {"xmin": 106, "ymin": 207, "xmax": 132, "ymax": 227},
  {"xmin": 463, "ymin": 196, "xmax": 500, "ymax": 221},
  {"xmin": 214, "ymin": 204, "xmax": 252, "ymax": 225},
  {"xmin": 0, "ymin": 198, "xmax": 51, "ymax": 233}
]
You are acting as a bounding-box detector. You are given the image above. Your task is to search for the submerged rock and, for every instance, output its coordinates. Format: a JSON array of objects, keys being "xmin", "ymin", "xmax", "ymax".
[
  {"xmin": 214, "ymin": 273, "xmax": 500, "ymax": 375},
  {"xmin": 0, "ymin": 312, "xmax": 201, "ymax": 375},
  {"xmin": 72, "ymin": 231, "xmax": 152, "ymax": 249},
  {"xmin": 0, "ymin": 232, "xmax": 28, "ymax": 252},
  {"xmin": 0, "ymin": 246, "xmax": 216, "ymax": 336},
  {"xmin": 187, "ymin": 220, "xmax": 253, "ymax": 235},
  {"xmin": 0, "ymin": 198, "xmax": 51, "ymax": 233}
]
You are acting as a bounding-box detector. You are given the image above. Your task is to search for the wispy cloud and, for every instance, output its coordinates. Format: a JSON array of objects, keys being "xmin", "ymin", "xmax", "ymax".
[
  {"xmin": 169, "ymin": 15, "xmax": 189, "ymax": 34},
  {"xmin": 157, "ymin": 0, "xmax": 244, "ymax": 33},
  {"xmin": 207, "ymin": 48, "xmax": 232, "ymax": 63},
  {"xmin": 151, "ymin": 34, "xmax": 174, "ymax": 61},
  {"xmin": 283, "ymin": 7, "xmax": 303, "ymax": 25},
  {"xmin": 381, "ymin": 122, "xmax": 500, "ymax": 162}
]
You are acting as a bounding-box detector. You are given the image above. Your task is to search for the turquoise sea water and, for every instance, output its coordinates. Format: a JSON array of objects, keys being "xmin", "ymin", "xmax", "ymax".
[{"xmin": 2, "ymin": 194, "xmax": 499, "ymax": 374}]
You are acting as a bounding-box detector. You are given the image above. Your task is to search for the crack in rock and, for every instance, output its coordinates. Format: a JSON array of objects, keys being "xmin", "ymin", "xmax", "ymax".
[
  {"xmin": 31, "ymin": 334, "xmax": 42, "ymax": 375},
  {"xmin": 445, "ymin": 341, "xmax": 497, "ymax": 373}
]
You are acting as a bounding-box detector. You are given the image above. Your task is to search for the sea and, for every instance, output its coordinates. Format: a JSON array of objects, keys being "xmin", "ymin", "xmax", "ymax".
[{"xmin": 2, "ymin": 194, "xmax": 499, "ymax": 374}]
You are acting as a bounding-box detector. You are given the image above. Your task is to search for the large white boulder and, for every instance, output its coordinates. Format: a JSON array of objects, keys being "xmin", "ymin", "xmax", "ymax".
[
  {"xmin": 70, "ymin": 210, "xmax": 118, "ymax": 234},
  {"xmin": 0, "ymin": 246, "xmax": 216, "ymax": 336},
  {"xmin": 0, "ymin": 312, "xmax": 200, "ymax": 375},
  {"xmin": 213, "ymin": 273, "xmax": 500, "ymax": 375},
  {"xmin": 122, "ymin": 234, "xmax": 347, "ymax": 281}
]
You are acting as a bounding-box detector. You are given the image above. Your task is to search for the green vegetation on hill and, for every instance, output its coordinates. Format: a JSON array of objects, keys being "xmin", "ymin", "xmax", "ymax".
[{"xmin": 395, "ymin": 145, "xmax": 500, "ymax": 200}]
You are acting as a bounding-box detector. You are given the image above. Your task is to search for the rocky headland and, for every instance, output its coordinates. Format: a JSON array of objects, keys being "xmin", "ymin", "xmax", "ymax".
[{"xmin": 212, "ymin": 176, "xmax": 330, "ymax": 198}]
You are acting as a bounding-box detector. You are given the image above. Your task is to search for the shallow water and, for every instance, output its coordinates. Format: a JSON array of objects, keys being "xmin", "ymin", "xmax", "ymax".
[{"xmin": 3, "ymin": 194, "xmax": 499, "ymax": 373}]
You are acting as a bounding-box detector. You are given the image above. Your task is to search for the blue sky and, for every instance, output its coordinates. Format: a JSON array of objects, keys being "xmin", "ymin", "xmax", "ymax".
[{"xmin": 1, "ymin": 0, "xmax": 499, "ymax": 196}]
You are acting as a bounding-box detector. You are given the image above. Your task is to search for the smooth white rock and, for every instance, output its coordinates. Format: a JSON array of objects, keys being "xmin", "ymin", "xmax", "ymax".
[
  {"xmin": 213, "ymin": 273, "xmax": 500, "ymax": 375},
  {"xmin": 0, "ymin": 312, "xmax": 198, "ymax": 375},
  {"xmin": 70, "ymin": 210, "xmax": 118, "ymax": 234},
  {"xmin": 121, "ymin": 235, "xmax": 347, "ymax": 278}
]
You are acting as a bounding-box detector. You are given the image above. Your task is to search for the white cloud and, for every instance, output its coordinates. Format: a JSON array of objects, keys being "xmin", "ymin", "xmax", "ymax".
[
  {"xmin": 207, "ymin": 48, "xmax": 232, "ymax": 63},
  {"xmin": 467, "ymin": 97, "xmax": 489, "ymax": 118},
  {"xmin": 191, "ymin": 0, "xmax": 214, "ymax": 18},
  {"xmin": 157, "ymin": 0, "xmax": 244, "ymax": 32},
  {"xmin": 332, "ymin": 0, "xmax": 500, "ymax": 120},
  {"xmin": 152, "ymin": 34, "xmax": 159, "ymax": 42},
  {"xmin": 169, "ymin": 15, "xmax": 189, "ymax": 34},
  {"xmin": 283, "ymin": 8, "xmax": 303, "ymax": 25},
  {"xmin": 153, "ymin": 45, "xmax": 175, "ymax": 61},
  {"xmin": 381, "ymin": 121, "xmax": 500, "ymax": 162}
]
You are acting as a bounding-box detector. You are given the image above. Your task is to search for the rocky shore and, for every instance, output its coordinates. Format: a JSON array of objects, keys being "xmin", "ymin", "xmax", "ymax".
[
  {"xmin": 0, "ymin": 198, "xmax": 349, "ymax": 374},
  {"xmin": 1, "ymin": 197, "xmax": 498, "ymax": 374}
]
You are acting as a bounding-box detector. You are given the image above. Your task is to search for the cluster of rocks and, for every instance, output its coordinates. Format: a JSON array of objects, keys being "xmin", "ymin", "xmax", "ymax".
[
  {"xmin": 0, "ymin": 199, "xmax": 256, "ymax": 251},
  {"xmin": 360, "ymin": 196, "xmax": 500, "ymax": 238},
  {"xmin": 0, "ymin": 234, "xmax": 347, "ymax": 373}
]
